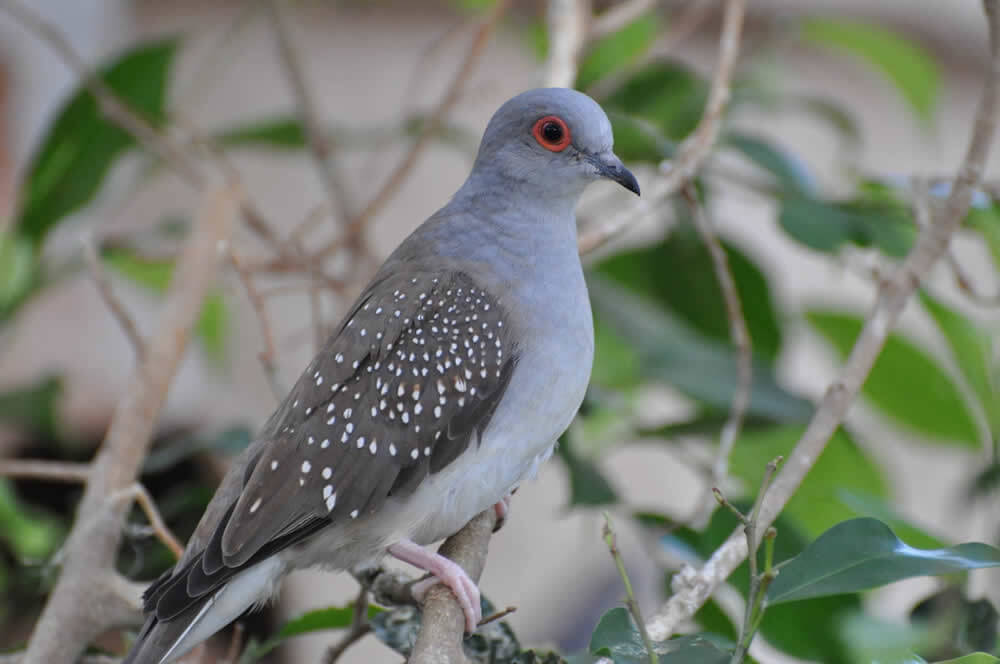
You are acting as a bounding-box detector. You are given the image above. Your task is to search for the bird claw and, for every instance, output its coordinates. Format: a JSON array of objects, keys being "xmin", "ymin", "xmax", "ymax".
[{"xmin": 389, "ymin": 539, "xmax": 482, "ymax": 632}]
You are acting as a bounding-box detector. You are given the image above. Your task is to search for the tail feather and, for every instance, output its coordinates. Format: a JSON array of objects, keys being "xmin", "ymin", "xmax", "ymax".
[{"xmin": 123, "ymin": 557, "xmax": 283, "ymax": 664}]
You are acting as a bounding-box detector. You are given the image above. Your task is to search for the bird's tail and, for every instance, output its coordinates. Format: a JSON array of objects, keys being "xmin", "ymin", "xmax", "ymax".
[{"xmin": 123, "ymin": 557, "xmax": 282, "ymax": 664}]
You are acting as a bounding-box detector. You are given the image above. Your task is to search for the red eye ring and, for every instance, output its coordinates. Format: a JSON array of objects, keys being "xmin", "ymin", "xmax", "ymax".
[{"xmin": 532, "ymin": 115, "xmax": 571, "ymax": 152}]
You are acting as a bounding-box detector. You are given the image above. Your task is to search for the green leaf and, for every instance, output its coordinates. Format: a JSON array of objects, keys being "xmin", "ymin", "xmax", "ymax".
[
  {"xmin": 0, "ymin": 481, "xmax": 66, "ymax": 560},
  {"xmin": 592, "ymin": 317, "xmax": 642, "ymax": 389},
  {"xmin": 103, "ymin": 248, "xmax": 228, "ymax": 361},
  {"xmin": 779, "ymin": 187, "xmax": 915, "ymax": 258},
  {"xmin": 836, "ymin": 489, "xmax": 947, "ymax": 550},
  {"xmin": 730, "ymin": 426, "xmax": 887, "ymax": 537},
  {"xmin": 557, "ymin": 433, "xmax": 618, "ymax": 506},
  {"xmin": 0, "ymin": 376, "xmax": 63, "ymax": 438},
  {"xmin": 601, "ymin": 62, "xmax": 708, "ymax": 160},
  {"xmin": 0, "ymin": 232, "xmax": 40, "ymax": 323},
  {"xmin": 242, "ymin": 604, "xmax": 380, "ymax": 661},
  {"xmin": 967, "ymin": 460, "xmax": 1000, "ymax": 500},
  {"xmin": 665, "ymin": 507, "xmax": 858, "ymax": 663},
  {"xmin": 589, "ymin": 277, "xmax": 811, "ymax": 421},
  {"xmin": 215, "ymin": 116, "xmax": 306, "ymax": 149},
  {"xmin": 919, "ymin": 290, "xmax": 994, "ymax": 429},
  {"xmin": 595, "ymin": 227, "xmax": 784, "ymax": 361},
  {"xmin": 589, "ymin": 608, "xmax": 731, "ymax": 664},
  {"xmin": 723, "ymin": 132, "xmax": 817, "ymax": 195},
  {"xmin": 808, "ymin": 311, "xmax": 981, "ymax": 447},
  {"xmin": 16, "ymin": 39, "xmax": 178, "ymax": 244},
  {"xmin": 801, "ymin": 18, "xmax": 940, "ymax": 124},
  {"xmin": 576, "ymin": 14, "xmax": 659, "ymax": 90},
  {"xmin": 767, "ymin": 518, "xmax": 1000, "ymax": 604}
]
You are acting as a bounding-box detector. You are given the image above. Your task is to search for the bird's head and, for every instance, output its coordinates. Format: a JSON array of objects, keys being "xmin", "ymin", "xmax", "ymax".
[{"xmin": 472, "ymin": 88, "xmax": 640, "ymax": 202}]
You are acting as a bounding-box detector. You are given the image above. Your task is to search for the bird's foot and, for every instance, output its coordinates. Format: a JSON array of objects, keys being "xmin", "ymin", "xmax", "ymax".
[{"xmin": 389, "ymin": 539, "xmax": 482, "ymax": 632}]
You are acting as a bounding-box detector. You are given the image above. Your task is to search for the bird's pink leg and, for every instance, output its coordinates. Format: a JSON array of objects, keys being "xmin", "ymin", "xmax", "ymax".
[{"xmin": 389, "ymin": 539, "xmax": 482, "ymax": 632}]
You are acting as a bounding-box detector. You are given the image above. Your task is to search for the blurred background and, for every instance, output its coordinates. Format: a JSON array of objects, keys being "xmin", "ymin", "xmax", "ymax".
[{"xmin": 0, "ymin": 1, "xmax": 998, "ymax": 662}]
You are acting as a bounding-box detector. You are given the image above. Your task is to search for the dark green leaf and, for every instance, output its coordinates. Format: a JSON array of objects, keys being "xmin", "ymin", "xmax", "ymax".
[
  {"xmin": 968, "ymin": 461, "xmax": 1000, "ymax": 501},
  {"xmin": 723, "ymin": 132, "xmax": 817, "ymax": 195},
  {"xmin": 919, "ymin": 290, "xmax": 994, "ymax": 428},
  {"xmin": 932, "ymin": 656, "xmax": 1000, "ymax": 664},
  {"xmin": 242, "ymin": 604, "xmax": 380, "ymax": 661},
  {"xmin": 589, "ymin": 608, "xmax": 731, "ymax": 664},
  {"xmin": 640, "ymin": 411, "xmax": 779, "ymax": 439},
  {"xmin": 730, "ymin": 426, "xmax": 887, "ymax": 537},
  {"xmin": 808, "ymin": 311, "xmax": 981, "ymax": 446},
  {"xmin": 837, "ymin": 489, "xmax": 947, "ymax": 550},
  {"xmin": 801, "ymin": 18, "xmax": 940, "ymax": 124},
  {"xmin": 0, "ymin": 376, "xmax": 62, "ymax": 438},
  {"xmin": 767, "ymin": 518, "xmax": 1000, "ymax": 604},
  {"xmin": 16, "ymin": 39, "xmax": 178, "ymax": 244},
  {"xmin": 215, "ymin": 117, "xmax": 306, "ymax": 149},
  {"xmin": 601, "ymin": 62, "xmax": 707, "ymax": 161},
  {"xmin": 557, "ymin": 433, "xmax": 618, "ymax": 506},
  {"xmin": 911, "ymin": 588, "xmax": 999, "ymax": 656},
  {"xmin": 592, "ymin": 317, "xmax": 642, "ymax": 390},
  {"xmin": 577, "ymin": 15, "xmax": 659, "ymax": 90},
  {"xmin": 779, "ymin": 188, "xmax": 915, "ymax": 257},
  {"xmin": 595, "ymin": 227, "xmax": 784, "ymax": 360},
  {"xmin": 589, "ymin": 277, "xmax": 811, "ymax": 421},
  {"xmin": 666, "ymin": 508, "xmax": 857, "ymax": 663}
]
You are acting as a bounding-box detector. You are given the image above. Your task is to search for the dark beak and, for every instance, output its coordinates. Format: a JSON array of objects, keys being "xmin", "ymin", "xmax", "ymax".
[{"xmin": 588, "ymin": 151, "xmax": 640, "ymax": 196}]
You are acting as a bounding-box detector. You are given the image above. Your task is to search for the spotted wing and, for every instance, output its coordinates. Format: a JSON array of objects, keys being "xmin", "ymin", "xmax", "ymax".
[{"xmin": 145, "ymin": 269, "xmax": 517, "ymax": 620}]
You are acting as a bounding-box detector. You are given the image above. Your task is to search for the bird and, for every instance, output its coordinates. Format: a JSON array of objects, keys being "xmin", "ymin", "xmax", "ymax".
[{"xmin": 123, "ymin": 87, "xmax": 639, "ymax": 664}]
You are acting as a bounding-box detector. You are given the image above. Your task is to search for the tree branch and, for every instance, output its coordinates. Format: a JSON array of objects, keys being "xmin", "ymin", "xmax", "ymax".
[
  {"xmin": 409, "ymin": 509, "xmax": 498, "ymax": 664},
  {"xmin": 20, "ymin": 185, "xmax": 241, "ymax": 664},
  {"xmin": 578, "ymin": 0, "xmax": 746, "ymax": 255},
  {"xmin": 642, "ymin": 0, "xmax": 1000, "ymax": 641},
  {"xmin": 317, "ymin": 0, "xmax": 509, "ymax": 260},
  {"xmin": 82, "ymin": 234, "xmax": 145, "ymax": 359},
  {"xmin": 545, "ymin": 0, "xmax": 592, "ymax": 88}
]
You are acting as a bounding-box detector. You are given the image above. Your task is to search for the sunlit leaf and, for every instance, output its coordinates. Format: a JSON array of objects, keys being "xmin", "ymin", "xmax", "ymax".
[
  {"xmin": 0, "ymin": 481, "xmax": 66, "ymax": 560},
  {"xmin": 16, "ymin": 39, "xmax": 178, "ymax": 244},
  {"xmin": 801, "ymin": 18, "xmax": 940, "ymax": 124},
  {"xmin": 808, "ymin": 311, "xmax": 981, "ymax": 447},
  {"xmin": 576, "ymin": 14, "xmax": 659, "ymax": 90},
  {"xmin": 0, "ymin": 232, "xmax": 39, "ymax": 323},
  {"xmin": 767, "ymin": 518, "xmax": 1000, "ymax": 604},
  {"xmin": 730, "ymin": 426, "xmax": 887, "ymax": 537}
]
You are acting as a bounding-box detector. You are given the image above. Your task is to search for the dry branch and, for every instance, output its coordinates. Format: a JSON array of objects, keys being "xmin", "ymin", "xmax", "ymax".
[
  {"xmin": 545, "ymin": 0, "xmax": 592, "ymax": 89},
  {"xmin": 643, "ymin": 0, "xmax": 1000, "ymax": 641},
  {"xmin": 83, "ymin": 235, "xmax": 145, "ymax": 358},
  {"xmin": 20, "ymin": 186, "xmax": 240, "ymax": 664}
]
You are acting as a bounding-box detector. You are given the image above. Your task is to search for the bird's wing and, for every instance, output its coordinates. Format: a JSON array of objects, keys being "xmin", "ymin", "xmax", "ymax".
[{"xmin": 144, "ymin": 268, "xmax": 518, "ymax": 621}]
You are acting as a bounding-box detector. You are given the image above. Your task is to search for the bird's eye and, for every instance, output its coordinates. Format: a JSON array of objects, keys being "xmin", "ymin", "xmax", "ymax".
[{"xmin": 532, "ymin": 115, "xmax": 571, "ymax": 152}]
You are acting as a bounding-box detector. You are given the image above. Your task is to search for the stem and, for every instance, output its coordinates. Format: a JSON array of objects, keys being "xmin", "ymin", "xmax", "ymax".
[{"xmin": 603, "ymin": 513, "xmax": 658, "ymax": 664}]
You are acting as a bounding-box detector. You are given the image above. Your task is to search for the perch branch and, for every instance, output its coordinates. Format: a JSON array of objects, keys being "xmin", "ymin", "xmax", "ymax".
[
  {"xmin": 20, "ymin": 186, "xmax": 241, "ymax": 664},
  {"xmin": 318, "ymin": 0, "xmax": 509, "ymax": 259},
  {"xmin": 0, "ymin": 459, "xmax": 91, "ymax": 483},
  {"xmin": 642, "ymin": 0, "xmax": 1000, "ymax": 642},
  {"xmin": 409, "ymin": 509, "xmax": 498, "ymax": 664},
  {"xmin": 265, "ymin": 0, "xmax": 355, "ymax": 226},
  {"xmin": 578, "ymin": 0, "xmax": 746, "ymax": 255}
]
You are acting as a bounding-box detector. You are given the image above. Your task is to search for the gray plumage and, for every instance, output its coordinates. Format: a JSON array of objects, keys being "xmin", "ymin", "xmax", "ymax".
[{"xmin": 124, "ymin": 87, "xmax": 638, "ymax": 664}]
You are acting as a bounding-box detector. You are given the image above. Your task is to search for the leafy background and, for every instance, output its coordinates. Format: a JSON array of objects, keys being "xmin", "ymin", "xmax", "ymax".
[{"xmin": 0, "ymin": 1, "xmax": 998, "ymax": 663}]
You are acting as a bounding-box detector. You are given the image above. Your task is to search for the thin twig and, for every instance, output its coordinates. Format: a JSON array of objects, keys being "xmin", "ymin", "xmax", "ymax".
[
  {"xmin": 265, "ymin": 0, "xmax": 355, "ymax": 226},
  {"xmin": 83, "ymin": 235, "xmax": 145, "ymax": 358},
  {"xmin": 323, "ymin": 584, "xmax": 372, "ymax": 664},
  {"xmin": 317, "ymin": 0, "xmax": 510, "ymax": 259},
  {"xmin": 114, "ymin": 483, "xmax": 184, "ymax": 560},
  {"xmin": 478, "ymin": 606, "xmax": 517, "ymax": 626},
  {"xmin": 0, "ymin": 459, "xmax": 91, "ymax": 483},
  {"xmin": 642, "ymin": 0, "xmax": 1000, "ymax": 642},
  {"xmin": 545, "ymin": 0, "xmax": 592, "ymax": 88},
  {"xmin": 578, "ymin": 0, "xmax": 746, "ymax": 255},
  {"xmin": 228, "ymin": 250, "xmax": 284, "ymax": 400},
  {"xmin": 603, "ymin": 514, "xmax": 658, "ymax": 664},
  {"xmin": 21, "ymin": 185, "xmax": 241, "ymax": 664},
  {"xmin": 682, "ymin": 185, "xmax": 752, "ymax": 519}
]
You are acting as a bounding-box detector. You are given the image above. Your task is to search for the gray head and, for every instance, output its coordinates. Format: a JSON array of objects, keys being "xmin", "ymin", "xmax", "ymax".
[{"xmin": 469, "ymin": 88, "xmax": 639, "ymax": 201}]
